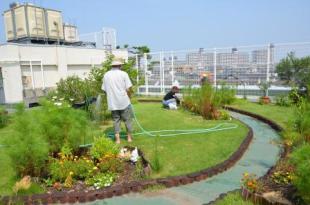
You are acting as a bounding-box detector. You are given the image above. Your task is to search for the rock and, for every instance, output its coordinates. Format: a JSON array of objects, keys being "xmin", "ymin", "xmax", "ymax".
[{"xmin": 262, "ymin": 191, "xmax": 293, "ymax": 205}]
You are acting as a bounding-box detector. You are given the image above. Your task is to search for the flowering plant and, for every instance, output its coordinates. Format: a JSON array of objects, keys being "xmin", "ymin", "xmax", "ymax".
[{"xmin": 241, "ymin": 172, "xmax": 262, "ymax": 193}]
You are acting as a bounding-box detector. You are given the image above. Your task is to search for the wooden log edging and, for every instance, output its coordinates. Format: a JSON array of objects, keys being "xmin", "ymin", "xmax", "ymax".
[
  {"xmin": 207, "ymin": 106, "xmax": 288, "ymax": 205},
  {"xmin": 0, "ymin": 111, "xmax": 254, "ymax": 205}
]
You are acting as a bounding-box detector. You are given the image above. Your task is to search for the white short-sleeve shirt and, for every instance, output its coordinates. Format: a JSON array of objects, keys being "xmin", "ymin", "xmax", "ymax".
[{"xmin": 102, "ymin": 68, "xmax": 133, "ymax": 111}]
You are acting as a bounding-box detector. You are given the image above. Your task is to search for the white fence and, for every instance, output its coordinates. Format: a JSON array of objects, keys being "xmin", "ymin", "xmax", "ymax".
[
  {"xmin": 132, "ymin": 42, "xmax": 310, "ymax": 96},
  {"xmin": 79, "ymin": 28, "xmax": 117, "ymax": 50}
]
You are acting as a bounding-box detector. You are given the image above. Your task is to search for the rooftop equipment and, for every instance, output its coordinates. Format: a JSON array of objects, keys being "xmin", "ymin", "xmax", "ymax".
[{"xmin": 3, "ymin": 2, "xmax": 65, "ymax": 43}]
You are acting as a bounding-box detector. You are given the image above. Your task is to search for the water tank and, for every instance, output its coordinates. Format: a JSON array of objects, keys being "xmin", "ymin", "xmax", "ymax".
[
  {"xmin": 27, "ymin": 6, "xmax": 46, "ymax": 38},
  {"xmin": 45, "ymin": 9, "xmax": 64, "ymax": 40},
  {"xmin": 14, "ymin": 6, "xmax": 28, "ymax": 38},
  {"xmin": 3, "ymin": 10, "xmax": 15, "ymax": 41},
  {"xmin": 2, "ymin": 3, "xmax": 64, "ymax": 42},
  {"xmin": 64, "ymin": 24, "xmax": 78, "ymax": 42},
  {"xmin": 13, "ymin": 4, "xmax": 47, "ymax": 39}
]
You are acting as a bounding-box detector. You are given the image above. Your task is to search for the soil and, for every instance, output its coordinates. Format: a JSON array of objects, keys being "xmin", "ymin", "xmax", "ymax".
[{"xmin": 46, "ymin": 161, "xmax": 144, "ymax": 194}]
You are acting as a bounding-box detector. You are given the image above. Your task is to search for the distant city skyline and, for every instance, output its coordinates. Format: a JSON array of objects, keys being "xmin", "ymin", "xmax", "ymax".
[{"xmin": 1, "ymin": 0, "xmax": 310, "ymax": 51}]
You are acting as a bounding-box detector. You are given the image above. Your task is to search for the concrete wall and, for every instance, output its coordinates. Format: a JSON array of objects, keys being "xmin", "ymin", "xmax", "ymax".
[{"xmin": 0, "ymin": 43, "xmax": 128, "ymax": 103}]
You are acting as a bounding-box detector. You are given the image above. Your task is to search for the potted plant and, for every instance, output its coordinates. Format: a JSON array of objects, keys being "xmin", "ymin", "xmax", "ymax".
[{"xmin": 259, "ymin": 81, "xmax": 271, "ymax": 104}]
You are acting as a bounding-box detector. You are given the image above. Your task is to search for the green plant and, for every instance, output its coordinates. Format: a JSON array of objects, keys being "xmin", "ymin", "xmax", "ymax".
[
  {"xmin": 288, "ymin": 87, "xmax": 303, "ymax": 105},
  {"xmin": 38, "ymin": 100, "xmax": 93, "ymax": 152},
  {"xmin": 151, "ymin": 135, "xmax": 161, "ymax": 172},
  {"xmin": 48, "ymin": 158, "xmax": 76, "ymax": 182},
  {"xmin": 271, "ymin": 161, "xmax": 294, "ymax": 185},
  {"xmin": 0, "ymin": 106, "xmax": 8, "ymax": 128},
  {"xmin": 276, "ymin": 52, "xmax": 310, "ymax": 93},
  {"xmin": 241, "ymin": 173, "xmax": 262, "ymax": 193},
  {"xmin": 48, "ymin": 145, "xmax": 94, "ymax": 182},
  {"xmin": 214, "ymin": 192, "xmax": 255, "ymax": 205},
  {"xmin": 294, "ymin": 100, "xmax": 310, "ymax": 141},
  {"xmin": 134, "ymin": 158, "xmax": 145, "ymax": 180},
  {"xmin": 90, "ymin": 136, "xmax": 119, "ymax": 160},
  {"xmin": 219, "ymin": 110, "xmax": 231, "ymax": 120},
  {"xmin": 289, "ymin": 144, "xmax": 310, "ymax": 204},
  {"xmin": 98, "ymin": 154, "xmax": 124, "ymax": 173},
  {"xmin": 275, "ymin": 94, "xmax": 291, "ymax": 107},
  {"xmin": 55, "ymin": 75, "xmax": 90, "ymax": 104},
  {"xmin": 85, "ymin": 172, "xmax": 116, "ymax": 189},
  {"xmin": 258, "ymin": 81, "xmax": 271, "ymax": 97},
  {"xmin": 182, "ymin": 82, "xmax": 235, "ymax": 119},
  {"xmin": 199, "ymin": 83, "xmax": 222, "ymax": 119},
  {"xmin": 217, "ymin": 82, "xmax": 236, "ymax": 105},
  {"xmin": 4, "ymin": 104, "xmax": 49, "ymax": 176}
]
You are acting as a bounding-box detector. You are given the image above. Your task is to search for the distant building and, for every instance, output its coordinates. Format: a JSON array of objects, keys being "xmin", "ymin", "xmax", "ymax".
[
  {"xmin": 186, "ymin": 49, "xmax": 214, "ymax": 67},
  {"xmin": 252, "ymin": 47, "xmax": 274, "ymax": 64},
  {"xmin": 217, "ymin": 48, "xmax": 249, "ymax": 65}
]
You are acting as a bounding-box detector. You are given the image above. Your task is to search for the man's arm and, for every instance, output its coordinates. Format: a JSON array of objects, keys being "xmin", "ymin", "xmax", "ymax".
[
  {"xmin": 124, "ymin": 73, "xmax": 133, "ymax": 98},
  {"xmin": 127, "ymin": 87, "xmax": 133, "ymax": 98}
]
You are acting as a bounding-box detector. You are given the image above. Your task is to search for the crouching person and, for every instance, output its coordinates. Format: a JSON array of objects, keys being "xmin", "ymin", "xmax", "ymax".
[
  {"xmin": 102, "ymin": 60, "xmax": 133, "ymax": 144},
  {"xmin": 162, "ymin": 86, "xmax": 180, "ymax": 110}
]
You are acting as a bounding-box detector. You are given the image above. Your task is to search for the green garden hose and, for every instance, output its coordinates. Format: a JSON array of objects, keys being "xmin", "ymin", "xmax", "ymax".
[{"xmin": 106, "ymin": 104, "xmax": 238, "ymax": 138}]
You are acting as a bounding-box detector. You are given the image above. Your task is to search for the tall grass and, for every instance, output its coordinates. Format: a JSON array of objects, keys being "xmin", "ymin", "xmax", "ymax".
[{"xmin": 182, "ymin": 82, "xmax": 236, "ymax": 119}]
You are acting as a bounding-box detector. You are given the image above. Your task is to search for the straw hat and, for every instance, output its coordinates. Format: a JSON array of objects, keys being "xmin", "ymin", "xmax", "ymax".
[{"xmin": 111, "ymin": 58, "xmax": 125, "ymax": 66}]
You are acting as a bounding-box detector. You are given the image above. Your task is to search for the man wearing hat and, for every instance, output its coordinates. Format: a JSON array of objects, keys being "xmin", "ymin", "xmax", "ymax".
[{"xmin": 102, "ymin": 59, "xmax": 133, "ymax": 144}]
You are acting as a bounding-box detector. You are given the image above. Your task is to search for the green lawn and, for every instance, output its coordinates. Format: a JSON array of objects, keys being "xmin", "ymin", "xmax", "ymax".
[
  {"xmin": 109, "ymin": 103, "xmax": 248, "ymax": 178},
  {"xmin": 230, "ymin": 99, "xmax": 295, "ymax": 128},
  {"xmin": 214, "ymin": 192, "xmax": 255, "ymax": 205}
]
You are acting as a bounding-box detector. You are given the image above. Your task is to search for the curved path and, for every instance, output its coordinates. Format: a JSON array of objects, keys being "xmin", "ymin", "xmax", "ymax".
[{"xmin": 84, "ymin": 111, "xmax": 281, "ymax": 205}]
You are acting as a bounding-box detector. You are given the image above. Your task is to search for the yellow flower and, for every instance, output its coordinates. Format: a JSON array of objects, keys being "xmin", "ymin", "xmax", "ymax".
[{"xmin": 69, "ymin": 171, "xmax": 74, "ymax": 176}]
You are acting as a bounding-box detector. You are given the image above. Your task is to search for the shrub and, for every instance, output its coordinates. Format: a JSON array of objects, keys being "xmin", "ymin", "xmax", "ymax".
[
  {"xmin": 4, "ymin": 104, "xmax": 49, "ymax": 176},
  {"xmin": 275, "ymin": 94, "xmax": 291, "ymax": 107},
  {"xmin": 271, "ymin": 161, "xmax": 294, "ymax": 185},
  {"xmin": 85, "ymin": 172, "xmax": 116, "ymax": 189},
  {"xmin": 289, "ymin": 87, "xmax": 303, "ymax": 105},
  {"xmin": 294, "ymin": 100, "xmax": 310, "ymax": 141},
  {"xmin": 219, "ymin": 110, "xmax": 231, "ymax": 120},
  {"xmin": 289, "ymin": 144, "xmax": 310, "ymax": 204},
  {"xmin": 98, "ymin": 154, "xmax": 124, "ymax": 173},
  {"xmin": 2, "ymin": 101, "xmax": 95, "ymax": 177},
  {"xmin": 241, "ymin": 172, "xmax": 262, "ymax": 193},
  {"xmin": 37, "ymin": 100, "xmax": 93, "ymax": 152},
  {"xmin": 0, "ymin": 106, "xmax": 8, "ymax": 128},
  {"xmin": 217, "ymin": 82, "xmax": 236, "ymax": 105},
  {"xmin": 182, "ymin": 83, "xmax": 230, "ymax": 120},
  {"xmin": 55, "ymin": 76, "xmax": 90, "ymax": 104},
  {"xmin": 48, "ymin": 145, "xmax": 94, "ymax": 182},
  {"xmin": 90, "ymin": 136, "xmax": 119, "ymax": 160}
]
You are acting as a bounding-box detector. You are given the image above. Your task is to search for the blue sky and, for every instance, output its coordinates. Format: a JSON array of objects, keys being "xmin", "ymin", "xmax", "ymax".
[{"xmin": 1, "ymin": 0, "xmax": 310, "ymax": 51}]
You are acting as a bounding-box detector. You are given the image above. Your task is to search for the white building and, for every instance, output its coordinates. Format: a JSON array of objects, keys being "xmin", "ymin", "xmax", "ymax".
[{"xmin": 0, "ymin": 43, "xmax": 128, "ymax": 104}]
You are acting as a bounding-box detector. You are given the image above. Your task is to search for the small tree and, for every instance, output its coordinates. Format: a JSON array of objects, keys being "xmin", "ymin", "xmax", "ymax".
[
  {"xmin": 276, "ymin": 52, "xmax": 310, "ymax": 92},
  {"xmin": 258, "ymin": 81, "xmax": 271, "ymax": 97}
]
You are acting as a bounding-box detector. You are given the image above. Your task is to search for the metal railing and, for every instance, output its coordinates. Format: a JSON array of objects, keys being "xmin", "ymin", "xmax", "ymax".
[{"xmin": 132, "ymin": 42, "xmax": 310, "ymax": 96}]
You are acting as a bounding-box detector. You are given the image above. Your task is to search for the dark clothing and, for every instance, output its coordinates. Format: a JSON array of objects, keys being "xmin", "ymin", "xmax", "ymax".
[{"xmin": 163, "ymin": 91, "xmax": 180, "ymax": 105}]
